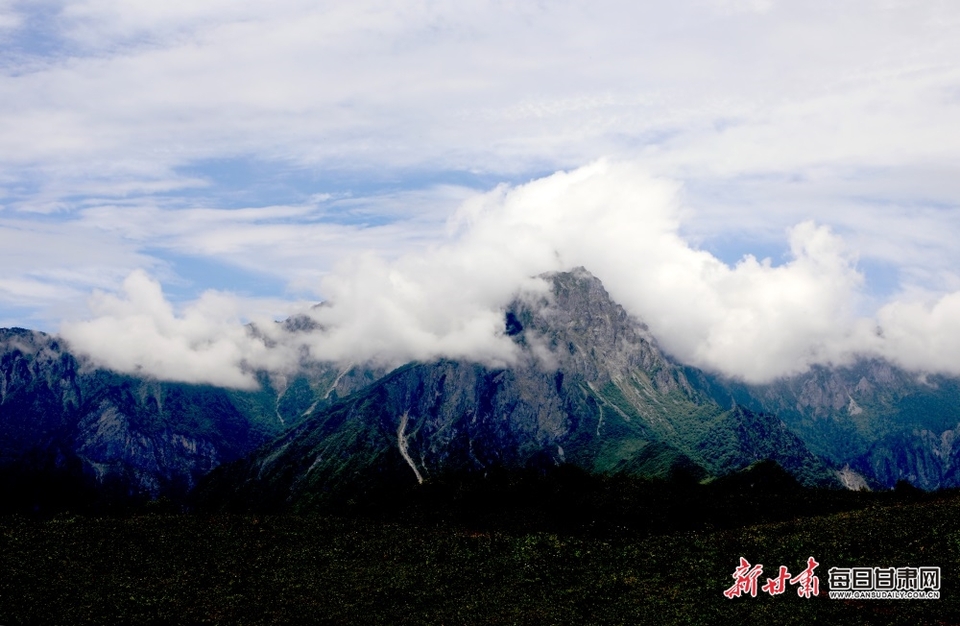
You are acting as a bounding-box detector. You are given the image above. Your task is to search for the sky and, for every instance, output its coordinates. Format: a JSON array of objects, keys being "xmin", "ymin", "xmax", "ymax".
[{"xmin": 3, "ymin": 0, "xmax": 960, "ymax": 386}]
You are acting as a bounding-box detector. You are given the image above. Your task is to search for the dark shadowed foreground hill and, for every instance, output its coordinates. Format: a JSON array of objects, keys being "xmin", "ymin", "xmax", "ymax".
[{"xmin": 2, "ymin": 486, "xmax": 956, "ymax": 625}]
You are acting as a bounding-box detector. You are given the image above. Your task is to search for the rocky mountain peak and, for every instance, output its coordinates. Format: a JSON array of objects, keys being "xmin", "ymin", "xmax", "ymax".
[{"xmin": 505, "ymin": 267, "xmax": 685, "ymax": 393}]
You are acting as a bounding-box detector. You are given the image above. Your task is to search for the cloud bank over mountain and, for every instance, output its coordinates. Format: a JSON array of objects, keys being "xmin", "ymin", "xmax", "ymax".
[{"xmin": 60, "ymin": 161, "xmax": 960, "ymax": 386}]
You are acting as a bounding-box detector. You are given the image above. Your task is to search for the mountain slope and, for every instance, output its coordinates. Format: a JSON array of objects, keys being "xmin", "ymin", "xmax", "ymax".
[
  {"xmin": 694, "ymin": 360, "xmax": 960, "ymax": 489},
  {"xmin": 0, "ymin": 327, "xmax": 380, "ymax": 508}
]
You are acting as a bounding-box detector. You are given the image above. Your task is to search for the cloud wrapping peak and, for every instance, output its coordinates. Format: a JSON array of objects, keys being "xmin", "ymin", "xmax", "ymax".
[
  {"xmin": 61, "ymin": 161, "xmax": 906, "ymax": 386},
  {"xmin": 412, "ymin": 160, "xmax": 866, "ymax": 382}
]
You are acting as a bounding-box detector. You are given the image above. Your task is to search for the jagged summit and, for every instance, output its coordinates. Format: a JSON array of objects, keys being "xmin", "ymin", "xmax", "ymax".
[{"xmin": 509, "ymin": 267, "xmax": 687, "ymax": 391}]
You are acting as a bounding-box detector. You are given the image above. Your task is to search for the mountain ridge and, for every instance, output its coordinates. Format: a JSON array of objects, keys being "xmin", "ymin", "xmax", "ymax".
[{"xmin": 5, "ymin": 267, "xmax": 960, "ymax": 513}]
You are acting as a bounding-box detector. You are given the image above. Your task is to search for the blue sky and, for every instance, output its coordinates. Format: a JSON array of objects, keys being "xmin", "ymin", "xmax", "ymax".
[{"xmin": 3, "ymin": 1, "xmax": 960, "ymax": 383}]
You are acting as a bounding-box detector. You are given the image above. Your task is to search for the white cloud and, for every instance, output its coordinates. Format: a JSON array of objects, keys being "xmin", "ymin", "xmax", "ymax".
[
  {"xmin": 0, "ymin": 2, "xmax": 20, "ymax": 31},
  {"xmin": 57, "ymin": 161, "xmax": 960, "ymax": 385},
  {"xmin": 1, "ymin": 1, "xmax": 959, "ymax": 386},
  {"xmin": 707, "ymin": 0, "xmax": 775, "ymax": 15},
  {"xmin": 48, "ymin": 162, "xmax": 860, "ymax": 384},
  {"xmin": 870, "ymin": 294, "xmax": 960, "ymax": 376},
  {"xmin": 3, "ymin": 1, "xmax": 958, "ymax": 184},
  {"xmin": 60, "ymin": 270, "xmax": 296, "ymax": 388},
  {"xmin": 418, "ymin": 161, "xmax": 868, "ymax": 381},
  {"xmin": 0, "ymin": 216, "xmax": 158, "ymax": 323}
]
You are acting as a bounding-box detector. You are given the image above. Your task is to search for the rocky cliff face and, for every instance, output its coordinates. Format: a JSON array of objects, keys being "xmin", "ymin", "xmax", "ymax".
[{"xmin": 696, "ymin": 359, "xmax": 960, "ymax": 489}]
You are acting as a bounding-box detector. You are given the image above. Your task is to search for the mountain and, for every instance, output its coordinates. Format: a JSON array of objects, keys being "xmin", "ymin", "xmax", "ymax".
[
  {"xmin": 0, "ymin": 327, "xmax": 379, "ymax": 511},
  {"xmin": 196, "ymin": 268, "xmax": 837, "ymax": 512},
  {"xmin": 7, "ymin": 267, "xmax": 960, "ymax": 513},
  {"xmin": 696, "ymin": 360, "xmax": 960, "ymax": 489}
]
